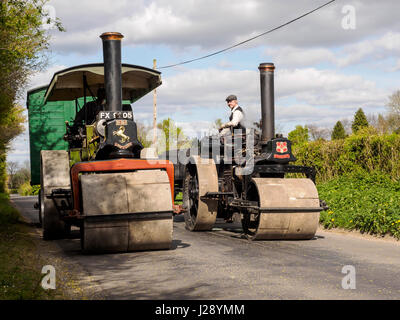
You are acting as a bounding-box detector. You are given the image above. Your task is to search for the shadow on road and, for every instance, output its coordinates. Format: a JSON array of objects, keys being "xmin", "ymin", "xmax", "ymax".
[
  {"xmin": 173, "ymin": 215, "xmax": 185, "ymax": 223},
  {"xmin": 171, "ymin": 239, "xmax": 191, "ymax": 249}
]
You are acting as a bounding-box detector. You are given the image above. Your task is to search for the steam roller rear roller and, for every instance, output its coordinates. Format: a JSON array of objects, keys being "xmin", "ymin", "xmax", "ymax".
[
  {"xmin": 183, "ymin": 155, "xmax": 219, "ymax": 231},
  {"xmin": 242, "ymin": 178, "xmax": 320, "ymax": 240},
  {"xmin": 80, "ymin": 169, "xmax": 173, "ymax": 253},
  {"xmin": 40, "ymin": 150, "xmax": 71, "ymax": 240}
]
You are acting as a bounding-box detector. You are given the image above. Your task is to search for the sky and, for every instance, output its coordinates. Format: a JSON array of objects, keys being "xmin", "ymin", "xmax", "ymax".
[{"xmin": 7, "ymin": 0, "xmax": 400, "ymax": 165}]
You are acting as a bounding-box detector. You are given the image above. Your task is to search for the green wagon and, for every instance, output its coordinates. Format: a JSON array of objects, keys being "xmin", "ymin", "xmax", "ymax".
[{"xmin": 26, "ymin": 87, "xmax": 92, "ymax": 185}]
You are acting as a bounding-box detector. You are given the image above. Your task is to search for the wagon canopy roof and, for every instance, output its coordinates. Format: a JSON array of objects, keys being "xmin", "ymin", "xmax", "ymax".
[{"xmin": 43, "ymin": 63, "xmax": 162, "ymax": 103}]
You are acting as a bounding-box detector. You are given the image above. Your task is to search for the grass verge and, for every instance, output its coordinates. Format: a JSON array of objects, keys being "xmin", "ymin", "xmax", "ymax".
[
  {"xmin": 317, "ymin": 172, "xmax": 400, "ymax": 239},
  {"xmin": 0, "ymin": 193, "xmax": 72, "ymax": 299}
]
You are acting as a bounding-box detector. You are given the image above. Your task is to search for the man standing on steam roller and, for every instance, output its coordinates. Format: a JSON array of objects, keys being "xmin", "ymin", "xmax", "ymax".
[
  {"xmin": 219, "ymin": 94, "xmax": 247, "ymax": 223},
  {"xmin": 219, "ymin": 94, "xmax": 246, "ymax": 136}
]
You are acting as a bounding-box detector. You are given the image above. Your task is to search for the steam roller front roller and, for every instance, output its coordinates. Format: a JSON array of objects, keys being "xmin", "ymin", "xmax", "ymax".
[
  {"xmin": 80, "ymin": 169, "xmax": 173, "ymax": 253},
  {"xmin": 242, "ymin": 178, "xmax": 320, "ymax": 240},
  {"xmin": 183, "ymin": 155, "xmax": 219, "ymax": 231}
]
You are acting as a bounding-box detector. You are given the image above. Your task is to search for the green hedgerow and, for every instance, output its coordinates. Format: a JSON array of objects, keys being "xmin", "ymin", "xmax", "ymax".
[
  {"xmin": 18, "ymin": 183, "xmax": 40, "ymax": 196},
  {"xmin": 0, "ymin": 193, "xmax": 20, "ymax": 226},
  {"xmin": 317, "ymin": 172, "xmax": 400, "ymax": 239}
]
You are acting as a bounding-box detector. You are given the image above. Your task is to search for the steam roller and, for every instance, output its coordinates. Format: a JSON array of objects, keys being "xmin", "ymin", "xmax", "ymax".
[
  {"xmin": 180, "ymin": 63, "xmax": 326, "ymax": 240},
  {"xmin": 35, "ymin": 32, "xmax": 177, "ymax": 253}
]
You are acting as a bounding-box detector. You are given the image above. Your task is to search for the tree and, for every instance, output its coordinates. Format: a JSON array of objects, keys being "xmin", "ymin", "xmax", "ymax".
[
  {"xmin": 386, "ymin": 90, "xmax": 400, "ymax": 132},
  {"xmin": 307, "ymin": 124, "xmax": 330, "ymax": 141},
  {"xmin": 386, "ymin": 113, "xmax": 400, "ymax": 134},
  {"xmin": 340, "ymin": 118, "xmax": 352, "ymax": 135},
  {"xmin": 6, "ymin": 161, "xmax": 19, "ymax": 189},
  {"xmin": 136, "ymin": 122, "xmax": 152, "ymax": 148},
  {"xmin": 6, "ymin": 161, "xmax": 30, "ymax": 190},
  {"xmin": 157, "ymin": 118, "xmax": 190, "ymax": 153},
  {"xmin": 11, "ymin": 167, "xmax": 30, "ymax": 189},
  {"xmin": 288, "ymin": 125, "xmax": 309, "ymax": 145},
  {"xmin": 387, "ymin": 90, "xmax": 400, "ymax": 116},
  {"xmin": 375, "ymin": 114, "xmax": 390, "ymax": 134},
  {"xmin": 0, "ymin": 0, "xmax": 64, "ymax": 192},
  {"xmin": 331, "ymin": 121, "xmax": 346, "ymax": 140},
  {"xmin": 351, "ymin": 108, "xmax": 369, "ymax": 134},
  {"xmin": 252, "ymin": 119, "xmax": 283, "ymax": 136},
  {"xmin": 366, "ymin": 113, "xmax": 378, "ymax": 129},
  {"xmin": 213, "ymin": 118, "xmax": 223, "ymax": 130},
  {"xmin": 0, "ymin": 104, "xmax": 26, "ymax": 151}
]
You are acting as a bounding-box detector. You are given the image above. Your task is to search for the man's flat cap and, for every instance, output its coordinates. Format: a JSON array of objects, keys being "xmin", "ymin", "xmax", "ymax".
[{"xmin": 225, "ymin": 94, "xmax": 237, "ymax": 102}]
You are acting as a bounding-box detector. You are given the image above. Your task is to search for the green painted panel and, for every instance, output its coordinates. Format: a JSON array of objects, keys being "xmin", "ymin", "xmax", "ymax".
[{"xmin": 27, "ymin": 87, "xmax": 76, "ymax": 185}]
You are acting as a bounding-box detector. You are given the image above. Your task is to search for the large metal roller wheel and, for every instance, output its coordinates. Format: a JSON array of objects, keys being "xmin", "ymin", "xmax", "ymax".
[
  {"xmin": 242, "ymin": 178, "xmax": 320, "ymax": 240},
  {"xmin": 40, "ymin": 150, "xmax": 71, "ymax": 240},
  {"xmin": 80, "ymin": 170, "xmax": 173, "ymax": 253},
  {"xmin": 183, "ymin": 156, "xmax": 218, "ymax": 231}
]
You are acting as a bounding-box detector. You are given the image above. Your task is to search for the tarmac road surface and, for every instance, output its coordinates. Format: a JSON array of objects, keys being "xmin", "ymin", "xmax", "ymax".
[{"xmin": 11, "ymin": 195, "xmax": 400, "ymax": 300}]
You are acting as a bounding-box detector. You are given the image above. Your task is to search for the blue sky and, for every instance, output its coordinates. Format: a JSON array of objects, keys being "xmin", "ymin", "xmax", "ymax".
[{"xmin": 7, "ymin": 0, "xmax": 400, "ymax": 165}]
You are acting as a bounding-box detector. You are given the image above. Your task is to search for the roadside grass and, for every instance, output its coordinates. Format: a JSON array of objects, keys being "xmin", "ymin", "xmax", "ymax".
[
  {"xmin": 0, "ymin": 193, "xmax": 67, "ymax": 299},
  {"xmin": 317, "ymin": 172, "xmax": 400, "ymax": 239}
]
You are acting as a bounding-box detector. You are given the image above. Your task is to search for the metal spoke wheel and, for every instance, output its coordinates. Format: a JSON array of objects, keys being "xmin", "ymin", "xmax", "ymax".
[
  {"xmin": 183, "ymin": 164, "xmax": 199, "ymax": 230},
  {"xmin": 183, "ymin": 156, "xmax": 218, "ymax": 231}
]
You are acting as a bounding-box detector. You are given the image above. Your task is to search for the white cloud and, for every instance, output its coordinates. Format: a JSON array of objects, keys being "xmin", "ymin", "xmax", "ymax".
[
  {"xmin": 265, "ymin": 47, "xmax": 336, "ymax": 68},
  {"xmin": 276, "ymin": 68, "xmax": 388, "ymax": 108},
  {"xmin": 277, "ymin": 104, "xmax": 354, "ymax": 126},
  {"xmin": 131, "ymin": 66, "xmax": 388, "ymax": 131},
  {"xmin": 6, "ymin": 118, "xmax": 30, "ymax": 166},
  {"xmin": 46, "ymin": 0, "xmax": 400, "ymax": 55},
  {"xmin": 26, "ymin": 65, "xmax": 66, "ymax": 89},
  {"xmin": 336, "ymin": 32, "xmax": 400, "ymax": 67},
  {"xmin": 392, "ymin": 59, "xmax": 400, "ymax": 72},
  {"xmin": 217, "ymin": 60, "xmax": 233, "ymax": 69},
  {"xmin": 265, "ymin": 31, "xmax": 400, "ymax": 72}
]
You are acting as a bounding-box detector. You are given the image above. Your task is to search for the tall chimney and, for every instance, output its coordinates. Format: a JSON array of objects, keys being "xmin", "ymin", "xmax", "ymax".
[
  {"xmin": 100, "ymin": 32, "xmax": 124, "ymax": 112},
  {"xmin": 258, "ymin": 63, "xmax": 275, "ymax": 147}
]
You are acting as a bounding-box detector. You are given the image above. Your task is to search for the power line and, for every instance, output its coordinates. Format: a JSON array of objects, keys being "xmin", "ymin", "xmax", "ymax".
[{"xmin": 158, "ymin": 0, "xmax": 336, "ymax": 69}]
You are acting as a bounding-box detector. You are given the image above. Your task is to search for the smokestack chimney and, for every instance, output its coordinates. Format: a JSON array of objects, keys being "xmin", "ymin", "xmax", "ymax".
[
  {"xmin": 258, "ymin": 63, "xmax": 275, "ymax": 148},
  {"xmin": 100, "ymin": 32, "xmax": 124, "ymax": 112}
]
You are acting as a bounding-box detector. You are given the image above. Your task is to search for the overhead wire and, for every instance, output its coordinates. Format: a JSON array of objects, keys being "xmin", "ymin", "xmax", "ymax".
[{"xmin": 158, "ymin": 0, "xmax": 336, "ymax": 69}]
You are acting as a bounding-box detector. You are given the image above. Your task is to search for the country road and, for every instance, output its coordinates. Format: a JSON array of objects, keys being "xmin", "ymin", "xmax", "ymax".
[{"xmin": 11, "ymin": 195, "xmax": 400, "ymax": 300}]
